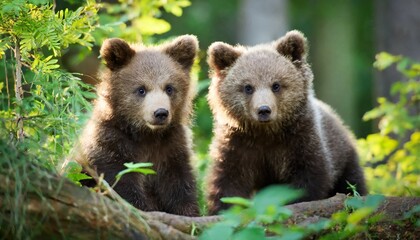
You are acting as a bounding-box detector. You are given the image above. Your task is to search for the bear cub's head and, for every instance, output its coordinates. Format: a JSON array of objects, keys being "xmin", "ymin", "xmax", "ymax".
[
  {"xmin": 99, "ymin": 35, "xmax": 198, "ymax": 130},
  {"xmin": 207, "ymin": 30, "xmax": 313, "ymax": 129}
]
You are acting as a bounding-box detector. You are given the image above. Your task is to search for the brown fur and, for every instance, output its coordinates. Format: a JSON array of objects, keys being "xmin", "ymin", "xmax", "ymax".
[
  {"xmin": 76, "ymin": 35, "xmax": 200, "ymax": 216},
  {"xmin": 206, "ymin": 30, "xmax": 367, "ymax": 215}
]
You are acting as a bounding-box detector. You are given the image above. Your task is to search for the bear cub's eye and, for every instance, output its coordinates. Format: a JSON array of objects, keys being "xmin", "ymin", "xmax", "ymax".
[
  {"xmin": 272, "ymin": 83, "xmax": 281, "ymax": 92},
  {"xmin": 244, "ymin": 84, "xmax": 254, "ymax": 95},
  {"xmin": 137, "ymin": 87, "xmax": 147, "ymax": 96},
  {"xmin": 165, "ymin": 85, "xmax": 174, "ymax": 96}
]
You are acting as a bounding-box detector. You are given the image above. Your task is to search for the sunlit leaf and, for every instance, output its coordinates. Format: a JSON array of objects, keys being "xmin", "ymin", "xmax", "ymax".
[
  {"xmin": 347, "ymin": 208, "xmax": 373, "ymax": 225},
  {"xmin": 221, "ymin": 197, "xmax": 252, "ymax": 207},
  {"xmin": 115, "ymin": 162, "xmax": 156, "ymax": 181},
  {"xmin": 135, "ymin": 16, "xmax": 171, "ymax": 35},
  {"xmin": 373, "ymin": 52, "xmax": 401, "ymax": 70}
]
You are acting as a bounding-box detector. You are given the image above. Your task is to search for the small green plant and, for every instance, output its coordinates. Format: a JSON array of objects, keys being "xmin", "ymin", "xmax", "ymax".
[
  {"xmin": 113, "ymin": 162, "xmax": 156, "ymax": 187},
  {"xmin": 61, "ymin": 161, "xmax": 92, "ymax": 186},
  {"xmin": 321, "ymin": 195, "xmax": 385, "ymax": 239},
  {"xmin": 199, "ymin": 185, "xmax": 308, "ymax": 240},
  {"xmin": 0, "ymin": 0, "xmax": 99, "ymax": 169},
  {"xmin": 199, "ymin": 185, "xmax": 387, "ymax": 240},
  {"xmin": 358, "ymin": 52, "xmax": 420, "ymax": 196}
]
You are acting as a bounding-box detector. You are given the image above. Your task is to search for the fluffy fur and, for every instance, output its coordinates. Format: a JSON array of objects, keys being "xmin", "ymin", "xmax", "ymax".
[
  {"xmin": 206, "ymin": 30, "xmax": 367, "ymax": 215},
  {"xmin": 76, "ymin": 35, "xmax": 200, "ymax": 216}
]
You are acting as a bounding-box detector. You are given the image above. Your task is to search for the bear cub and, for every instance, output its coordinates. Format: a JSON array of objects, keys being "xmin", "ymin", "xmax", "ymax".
[
  {"xmin": 76, "ymin": 35, "xmax": 199, "ymax": 216},
  {"xmin": 206, "ymin": 30, "xmax": 367, "ymax": 214}
]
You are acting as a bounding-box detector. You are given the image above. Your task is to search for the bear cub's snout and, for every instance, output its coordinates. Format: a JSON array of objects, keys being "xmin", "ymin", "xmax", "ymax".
[
  {"xmin": 257, "ymin": 105, "xmax": 272, "ymax": 122},
  {"xmin": 153, "ymin": 108, "xmax": 169, "ymax": 124}
]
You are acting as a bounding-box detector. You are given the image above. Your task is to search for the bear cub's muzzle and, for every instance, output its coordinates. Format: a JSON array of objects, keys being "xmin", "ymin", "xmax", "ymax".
[
  {"xmin": 153, "ymin": 108, "xmax": 170, "ymax": 125},
  {"xmin": 257, "ymin": 105, "xmax": 272, "ymax": 122}
]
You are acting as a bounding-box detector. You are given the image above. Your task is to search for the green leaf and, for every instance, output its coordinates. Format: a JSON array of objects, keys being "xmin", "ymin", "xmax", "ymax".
[
  {"xmin": 396, "ymin": 58, "xmax": 410, "ymax": 73},
  {"xmin": 403, "ymin": 205, "xmax": 420, "ymax": 220},
  {"xmin": 306, "ymin": 219, "xmax": 331, "ymax": 232},
  {"xmin": 345, "ymin": 197, "xmax": 364, "ymax": 210},
  {"xmin": 124, "ymin": 162, "xmax": 154, "ymax": 169},
  {"xmin": 135, "ymin": 16, "xmax": 171, "ymax": 35},
  {"xmin": 253, "ymin": 185, "xmax": 302, "ymax": 215},
  {"xmin": 373, "ymin": 52, "xmax": 401, "ymax": 71},
  {"xmin": 115, "ymin": 162, "xmax": 156, "ymax": 181},
  {"xmin": 347, "ymin": 207, "xmax": 373, "ymax": 224},
  {"xmin": 199, "ymin": 223, "xmax": 234, "ymax": 240},
  {"xmin": 176, "ymin": 0, "xmax": 192, "ymax": 8},
  {"xmin": 364, "ymin": 195, "xmax": 385, "ymax": 209},
  {"xmin": 232, "ymin": 227, "xmax": 265, "ymax": 240},
  {"xmin": 81, "ymin": 91, "xmax": 97, "ymax": 99},
  {"xmin": 278, "ymin": 231, "xmax": 306, "ymax": 240},
  {"xmin": 63, "ymin": 161, "xmax": 92, "ymax": 186},
  {"xmin": 169, "ymin": 5, "xmax": 183, "ymax": 17},
  {"xmin": 221, "ymin": 197, "xmax": 252, "ymax": 207}
]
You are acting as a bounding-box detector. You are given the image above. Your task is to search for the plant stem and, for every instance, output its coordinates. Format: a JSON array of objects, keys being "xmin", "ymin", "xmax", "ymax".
[
  {"xmin": 14, "ymin": 40, "xmax": 24, "ymax": 140},
  {"xmin": 4, "ymin": 56, "xmax": 10, "ymax": 109}
]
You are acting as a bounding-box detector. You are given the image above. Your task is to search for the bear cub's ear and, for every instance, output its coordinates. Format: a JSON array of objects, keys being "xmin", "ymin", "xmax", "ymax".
[
  {"xmin": 207, "ymin": 42, "xmax": 242, "ymax": 75},
  {"xmin": 100, "ymin": 38, "xmax": 136, "ymax": 71},
  {"xmin": 163, "ymin": 35, "xmax": 198, "ymax": 72},
  {"xmin": 275, "ymin": 30, "xmax": 308, "ymax": 63}
]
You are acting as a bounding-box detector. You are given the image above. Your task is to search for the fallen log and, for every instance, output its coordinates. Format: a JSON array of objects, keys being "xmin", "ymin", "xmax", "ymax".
[{"xmin": 0, "ymin": 165, "xmax": 418, "ymax": 239}]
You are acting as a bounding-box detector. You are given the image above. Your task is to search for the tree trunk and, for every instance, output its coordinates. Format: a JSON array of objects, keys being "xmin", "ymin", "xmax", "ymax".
[
  {"xmin": 238, "ymin": 0, "xmax": 289, "ymax": 45},
  {"xmin": 1, "ymin": 167, "xmax": 418, "ymax": 239},
  {"xmin": 375, "ymin": 0, "xmax": 420, "ymax": 100}
]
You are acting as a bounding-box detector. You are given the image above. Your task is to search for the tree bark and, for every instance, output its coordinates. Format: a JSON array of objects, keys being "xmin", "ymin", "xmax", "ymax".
[
  {"xmin": 375, "ymin": 0, "xmax": 420, "ymax": 100},
  {"xmin": 0, "ymin": 169, "xmax": 418, "ymax": 239}
]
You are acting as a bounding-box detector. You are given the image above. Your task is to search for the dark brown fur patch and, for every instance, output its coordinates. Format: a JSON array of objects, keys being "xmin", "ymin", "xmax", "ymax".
[
  {"xmin": 162, "ymin": 35, "xmax": 198, "ymax": 72},
  {"xmin": 207, "ymin": 42, "xmax": 243, "ymax": 76},
  {"xmin": 75, "ymin": 36, "xmax": 200, "ymax": 216},
  {"xmin": 206, "ymin": 30, "xmax": 367, "ymax": 215},
  {"xmin": 275, "ymin": 30, "xmax": 308, "ymax": 63},
  {"xmin": 100, "ymin": 38, "xmax": 136, "ymax": 70}
]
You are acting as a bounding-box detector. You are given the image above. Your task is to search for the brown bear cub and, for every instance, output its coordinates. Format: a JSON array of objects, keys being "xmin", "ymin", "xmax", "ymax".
[
  {"xmin": 76, "ymin": 35, "xmax": 199, "ymax": 216},
  {"xmin": 206, "ymin": 30, "xmax": 367, "ymax": 214}
]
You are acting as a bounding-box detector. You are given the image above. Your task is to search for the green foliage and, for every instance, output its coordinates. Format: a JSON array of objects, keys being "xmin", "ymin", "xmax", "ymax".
[
  {"xmin": 115, "ymin": 162, "xmax": 156, "ymax": 182},
  {"xmin": 0, "ymin": 0, "xmax": 98, "ymax": 169},
  {"xmin": 200, "ymin": 186, "xmax": 307, "ymax": 240},
  {"xmin": 94, "ymin": 0, "xmax": 191, "ymax": 44},
  {"xmin": 0, "ymin": 0, "xmax": 98, "ymax": 71},
  {"xmin": 200, "ymin": 186, "xmax": 386, "ymax": 240},
  {"xmin": 403, "ymin": 205, "xmax": 420, "ymax": 227},
  {"xmin": 320, "ymin": 195, "xmax": 385, "ymax": 239},
  {"xmin": 358, "ymin": 52, "xmax": 420, "ymax": 196},
  {"xmin": 61, "ymin": 161, "xmax": 92, "ymax": 186}
]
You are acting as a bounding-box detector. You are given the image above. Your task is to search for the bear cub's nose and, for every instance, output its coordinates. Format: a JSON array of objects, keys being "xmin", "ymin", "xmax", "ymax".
[
  {"xmin": 154, "ymin": 108, "xmax": 169, "ymax": 123},
  {"xmin": 257, "ymin": 106, "xmax": 271, "ymax": 122}
]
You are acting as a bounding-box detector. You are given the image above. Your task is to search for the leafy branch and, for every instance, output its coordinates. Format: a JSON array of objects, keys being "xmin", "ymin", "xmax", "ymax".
[{"xmin": 358, "ymin": 52, "xmax": 420, "ymax": 196}]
